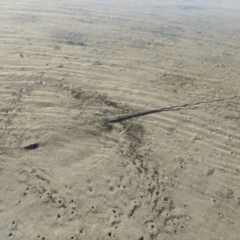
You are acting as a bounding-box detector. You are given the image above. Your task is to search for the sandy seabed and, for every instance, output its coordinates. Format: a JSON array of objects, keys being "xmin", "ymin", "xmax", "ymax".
[{"xmin": 1, "ymin": 0, "xmax": 240, "ymax": 239}]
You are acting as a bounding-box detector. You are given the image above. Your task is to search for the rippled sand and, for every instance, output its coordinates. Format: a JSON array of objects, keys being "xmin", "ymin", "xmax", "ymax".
[{"xmin": 1, "ymin": 0, "xmax": 240, "ymax": 239}]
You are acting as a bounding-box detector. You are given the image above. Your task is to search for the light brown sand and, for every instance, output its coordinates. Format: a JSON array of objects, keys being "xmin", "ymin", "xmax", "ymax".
[{"xmin": 1, "ymin": 0, "xmax": 240, "ymax": 239}]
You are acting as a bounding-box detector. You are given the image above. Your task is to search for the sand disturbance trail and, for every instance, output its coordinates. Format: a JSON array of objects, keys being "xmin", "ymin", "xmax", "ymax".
[{"xmin": 1, "ymin": 0, "xmax": 240, "ymax": 239}]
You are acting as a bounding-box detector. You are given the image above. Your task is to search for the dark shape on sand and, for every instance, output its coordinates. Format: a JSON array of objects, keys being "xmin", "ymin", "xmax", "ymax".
[
  {"xmin": 24, "ymin": 143, "xmax": 39, "ymax": 150},
  {"xmin": 108, "ymin": 97, "xmax": 235, "ymax": 123}
]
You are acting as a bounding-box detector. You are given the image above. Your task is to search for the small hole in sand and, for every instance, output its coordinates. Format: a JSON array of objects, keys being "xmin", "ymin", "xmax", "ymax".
[
  {"xmin": 164, "ymin": 197, "xmax": 169, "ymax": 201},
  {"xmin": 108, "ymin": 232, "xmax": 112, "ymax": 237},
  {"xmin": 24, "ymin": 143, "xmax": 39, "ymax": 150},
  {"xmin": 12, "ymin": 221, "xmax": 15, "ymax": 225},
  {"xmin": 57, "ymin": 214, "xmax": 61, "ymax": 218},
  {"xmin": 80, "ymin": 231, "xmax": 83, "ymax": 234},
  {"xmin": 8, "ymin": 233, "xmax": 13, "ymax": 237}
]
